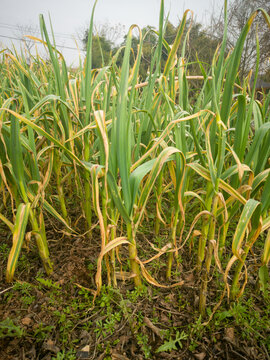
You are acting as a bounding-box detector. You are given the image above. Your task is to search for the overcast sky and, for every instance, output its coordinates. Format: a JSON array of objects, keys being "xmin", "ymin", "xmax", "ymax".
[{"xmin": 0, "ymin": 0, "xmax": 224, "ymax": 66}]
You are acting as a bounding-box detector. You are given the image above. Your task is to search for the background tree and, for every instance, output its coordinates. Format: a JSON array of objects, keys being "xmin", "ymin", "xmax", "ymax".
[
  {"xmin": 82, "ymin": 23, "xmax": 123, "ymax": 68},
  {"xmin": 81, "ymin": 13, "xmax": 235, "ymax": 79},
  {"xmin": 93, "ymin": 22, "xmax": 125, "ymax": 45},
  {"xmin": 185, "ymin": 20, "xmax": 221, "ymax": 73},
  {"xmin": 17, "ymin": 25, "xmax": 36, "ymax": 52},
  {"xmin": 211, "ymin": 0, "xmax": 270, "ymax": 79},
  {"xmin": 160, "ymin": 19, "xmax": 220, "ymax": 75},
  {"xmin": 112, "ymin": 25, "xmax": 158, "ymax": 78}
]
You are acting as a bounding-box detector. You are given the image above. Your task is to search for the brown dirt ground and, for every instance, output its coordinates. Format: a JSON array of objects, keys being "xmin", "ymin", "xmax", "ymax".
[{"xmin": 0, "ymin": 214, "xmax": 269, "ymax": 360}]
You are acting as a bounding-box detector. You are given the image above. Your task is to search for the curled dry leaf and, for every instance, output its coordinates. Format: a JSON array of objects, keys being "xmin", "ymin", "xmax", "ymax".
[
  {"xmin": 194, "ymin": 352, "xmax": 206, "ymax": 360},
  {"xmin": 224, "ymin": 327, "xmax": 235, "ymax": 344},
  {"xmin": 143, "ymin": 316, "xmax": 164, "ymax": 338},
  {"xmin": 42, "ymin": 339, "xmax": 60, "ymax": 354},
  {"xmin": 111, "ymin": 352, "xmax": 130, "ymax": 360},
  {"xmin": 21, "ymin": 317, "xmax": 32, "ymax": 326}
]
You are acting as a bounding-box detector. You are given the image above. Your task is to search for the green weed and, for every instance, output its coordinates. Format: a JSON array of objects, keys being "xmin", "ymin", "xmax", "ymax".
[{"xmin": 0, "ymin": 318, "xmax": 24, "ymax": 338}]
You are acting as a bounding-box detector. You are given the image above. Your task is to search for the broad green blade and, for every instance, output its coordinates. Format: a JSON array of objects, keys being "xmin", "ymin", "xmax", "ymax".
[
  {"xmin": 84, "ymin": 0, "xmax": 98, "ymax": 126},
  {"xmin": 244, "ymin": 123, "xmax": 270, "ymax": 169},
  {"xmin": 261, "ymin": 172, "xmax": 270, "ymax": 215},
  {"xmin": 10, "ymin": 111, "xmax": 28, "ymax": 202},
  {"xmin": 0, "ymin": 213, "xmax": 14, "ymax": 232},
  {"xmin": 262, "ymin": 230, "xmax": 270, "ymax": 266},
  {"xmin": 6, "ymin": 203, "xmax": 30, "ymax": 282},
  {"xmin": 163, "ymin": 10, "xmax": 189, "ymax": 77},
  {"xmin": 232, "ymin": 199, "xmax": 261, "ymax": 257},
  {"xmin": 135, "ymin": 147, "xmax": 185, "ymax": 226},
  {"xmin": 115, "ymin": 26, "xmax": 134, "ymax": 213},
  {"xmin": 107, "ymin": 170, "xmax": 131, "ymax": 224},
  {"xmin": 39, "ymin": 14, "xmax": 70, "ymax": 139}
]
